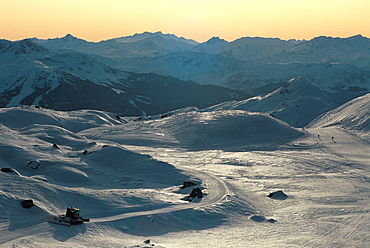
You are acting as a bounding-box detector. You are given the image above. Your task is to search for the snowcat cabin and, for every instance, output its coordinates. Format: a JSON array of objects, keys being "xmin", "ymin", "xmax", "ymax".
[{"xmin": 66, "ymin": 207, "xmax": 80, "ymax": 219}]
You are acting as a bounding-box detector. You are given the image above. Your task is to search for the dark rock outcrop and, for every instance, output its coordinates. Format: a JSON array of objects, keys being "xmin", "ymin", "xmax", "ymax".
[
  {"xmin": 267, "ymin": 190, "xmax": 288, "ymax": 200},
  {"xmin": 21, "ymin": 199, "xmax": 35, "ymax": 209},
  {"xmin": 1, "ymin": 168, "xmax": 12, "ymax": 173}
]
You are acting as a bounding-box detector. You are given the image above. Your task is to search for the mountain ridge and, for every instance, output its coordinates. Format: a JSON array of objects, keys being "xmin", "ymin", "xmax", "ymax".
[
  {"xmin": 203, "ymin": 77, "xmax": 361, "ymax": 127},
  {"xmin": 25, "ymin": 32, "xmax": 370, "ymax": 94},
  {"xmin": 308, "ymin": 92, "xmax": 370, "ymax": 133},
  {"xmin": 28, "ymin": 32, "xmax": 370, "ymax": 94},
  {"xmin": 1, "ymin": 32, "xmax": 369, "ymax": 118},
  {"xmin": 0, "ymin": 41, "xmax": 249, "ymax": 115}
]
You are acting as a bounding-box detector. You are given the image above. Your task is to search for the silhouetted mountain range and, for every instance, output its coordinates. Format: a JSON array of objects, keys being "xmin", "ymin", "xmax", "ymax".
[{"xmin": 0, "ymin": 32, "xmax": 369, "ymax": 116}]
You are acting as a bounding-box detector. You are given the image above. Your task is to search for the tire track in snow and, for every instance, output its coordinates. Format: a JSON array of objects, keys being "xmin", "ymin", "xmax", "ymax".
[{"xmin": 90, "ymin": 148, "xmax": 229, "ymax": 223}]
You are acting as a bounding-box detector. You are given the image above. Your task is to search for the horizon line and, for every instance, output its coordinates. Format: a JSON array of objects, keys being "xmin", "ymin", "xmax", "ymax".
[{"xmin": 1, "ymin": 31, "xmax": 368, "ymax": 44}]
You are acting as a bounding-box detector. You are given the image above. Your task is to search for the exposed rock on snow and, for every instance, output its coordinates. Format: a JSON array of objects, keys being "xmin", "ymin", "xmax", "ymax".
[
  {"xmin": 21, "ymin": 199, "xmax": 35, "ymax": 209},
  {"xmin": 27, "ymin": 161, "xmax": 41, "ymax": 170},
  {"xmin": 184, "ymin": 188, "xmax": 203, "ymax": 202},
  {"xmin": 267, "ymin": 190, "xmax": 288, "ymax": 200},
  {"xmin": 249, "ymin": 215, "xmax": 276, "ymax": 223},
  {"xmin": 1, "ymin": 168, "xmax": 13, "ymax": 173},
  {"xmin": 180, "ymin": 181, "xmax": 197, "ymax": 189}
]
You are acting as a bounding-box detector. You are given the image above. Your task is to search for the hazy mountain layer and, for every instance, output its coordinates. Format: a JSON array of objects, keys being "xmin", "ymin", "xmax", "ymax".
[
  {"xmin": 0, "ymin": 39, "xmax": 248, "ymax": 116},
  {"xmin": 32, "ymin": 32, "xmax": 370, "ymax": 94}
]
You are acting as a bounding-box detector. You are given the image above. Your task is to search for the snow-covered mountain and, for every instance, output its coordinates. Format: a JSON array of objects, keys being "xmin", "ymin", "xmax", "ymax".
[
  {"xmin": 192, "ymin": 35, "xmax": 370, "ymax": 67},
  {"xmin": 0, "ymin": 39, "xmax": 248, "ymax": 116},
  {"xmin": 192, "ymin": 36, "xmax": 297, "ymax": 62},
  {"xmin": 34, "ymin": 32, "xmax": 197, "ymax": 58},
  {"xmin": 112, "ymin": 31, "xmax": 198, "ymax": 45},
  {"xmin": 145, "ymin": 109, "xmax": 303, "ymax": 150},
  {"xmin": 2, "ymin": 32, "xmax": 370, "ymax": 248},
  {"xmin": 104, "ymin": 50, "xmax": 370, "ymax": 95},
  {"xmin": 203, "ymin": 77, "xmax": 364, "ymax": 127},
  {"xmin": 31, "ymin": 33, "xmax": 370, "ymax": 94},
  {"xmin": 1, "ymin": 40, "xmax": 367, "ymax": 127},
  {"xmin": 1, "ymin": 94, "xmax": 370, "ymax": 247},
  {"xmin": 2, "ymin": 32, "xmax": 369, "ymax": 118},
  {"xmin": 308, "ymin": 92, "xmax": 370, "ymax": 136},
  {"xmin": 0, "ymin": 38, "xmax": 50, "ymax": 56},
  {"xmin": 271, "ymin": 35, "xmax": 370, "ymax": 67}
]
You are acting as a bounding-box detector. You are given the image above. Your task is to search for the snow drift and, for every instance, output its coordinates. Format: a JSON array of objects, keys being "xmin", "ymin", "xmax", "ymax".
[{"xmin": 154, "ymin": 109, "xmax": 304, "ymax": 150}]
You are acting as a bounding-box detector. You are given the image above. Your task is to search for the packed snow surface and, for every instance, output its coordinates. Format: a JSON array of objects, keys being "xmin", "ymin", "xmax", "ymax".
[{"xmin": 1, "ymin": 101, "xmax": 370, "ymax": 247}]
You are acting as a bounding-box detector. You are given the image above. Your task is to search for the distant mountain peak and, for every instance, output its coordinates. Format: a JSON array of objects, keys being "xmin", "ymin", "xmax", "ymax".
[
  {"xmin": 346, "ymin": 34, "xmax": 370, "ymax": 46},
  {"xmin": 58, "ymin": 34, "xmax": 87, "ymax": 43},
  {"xmin": 283, "ymin": 76, "xmax": 318, "ymax": 87},
  {"xmin": 278, "ymin": 77, "xmax": 323, "ymax": 97},
  {"xmin": 39, "ymin": 34, "xmax": 88, "ymax": 46},
  {"xmin": 12, "ymin": 39, "xmax": 49, "ymax": 55},
  {"xmin": 112, "ymin": 31, "xmax": 198, "ymax": 45},
  {"xmin": 350, "ymin": 34, "xmax": 365, "ymax": 39},
  {"xmin": 206, "ymin": 37, "xmax": 227, "ymax": 45},
  {"xmin": 303, "ymin": 34, "xmax": 370, "ymax": 50},
  {"xmin": 62, "ymin": 33, "xmax": 77, "ymax": 40},
  {"xmin": 144, "ymin": 31, "xmax": 163, "ymax": 35}
]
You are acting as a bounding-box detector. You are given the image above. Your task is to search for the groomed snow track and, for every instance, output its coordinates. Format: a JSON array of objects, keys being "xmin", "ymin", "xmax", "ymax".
[{"xmin": 90, "ymin": 166, "xmax": 229, "ymax": 223}]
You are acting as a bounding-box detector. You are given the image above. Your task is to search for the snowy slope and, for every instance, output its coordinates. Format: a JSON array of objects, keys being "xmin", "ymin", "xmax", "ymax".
[
  {"xmin": 272, "ymin": 35, "xmax": 370, "ymax": 67},
  {"xmin": 115, "ymin": 34, "xmax": 370, "ymax": 93},
  {"xmin": 192, "ymin": 34, "xmax": 370, "ymax": 67},
  {"xmin": 308, "ymin": 92, "xmax": 370, "ymax": 138},
  {"xmin": 192, "ymin": 36, "xmax": 297, "ymax": 62},
  {"xmin": 0, "ymin": 39, "xmax": 248, "ymax": 115},
  {"xmin": 86, "ymin": 109, "xmax": 303, "ymax": 150},
  {"xmin": 0, "ymin": 107, "xmax": 192, "ymax": 221},
  {"xmin": 154, "ymin": 110, "xmax": 303, "ymax": 149},
  {"xmin": 1, "ymin": 33, "xmax": 370, "ymax": 246},
  {"xmin": 203, "ymin": 77, "xmax": 362, "ymax": 127},
  {"xmin": 0, "ymin": 106, "xmax": 302, "ymax": 236},
  {"xmin": 1, "ymin": 104, "xmax": 370, "ymax": 247},
  {"xmin": 109, "ymin": 51, "xmax": 370, "ymax": 94}
]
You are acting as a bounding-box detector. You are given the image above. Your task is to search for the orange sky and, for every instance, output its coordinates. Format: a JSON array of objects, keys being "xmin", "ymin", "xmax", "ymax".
[{"xmin": 1, "ymin": 0, "xmax": 369, "ymax": 42}]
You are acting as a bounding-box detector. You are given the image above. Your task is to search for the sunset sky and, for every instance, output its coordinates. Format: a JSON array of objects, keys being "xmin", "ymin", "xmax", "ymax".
[{"xmin": 1, "ymin": 0, "xmax": 369, "ymax": 42}]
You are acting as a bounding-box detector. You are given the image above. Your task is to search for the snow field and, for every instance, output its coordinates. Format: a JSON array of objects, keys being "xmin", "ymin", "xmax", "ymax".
[{"xmin": 0, "ymin": 104, "xmax": 369, "ymax": 247}]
